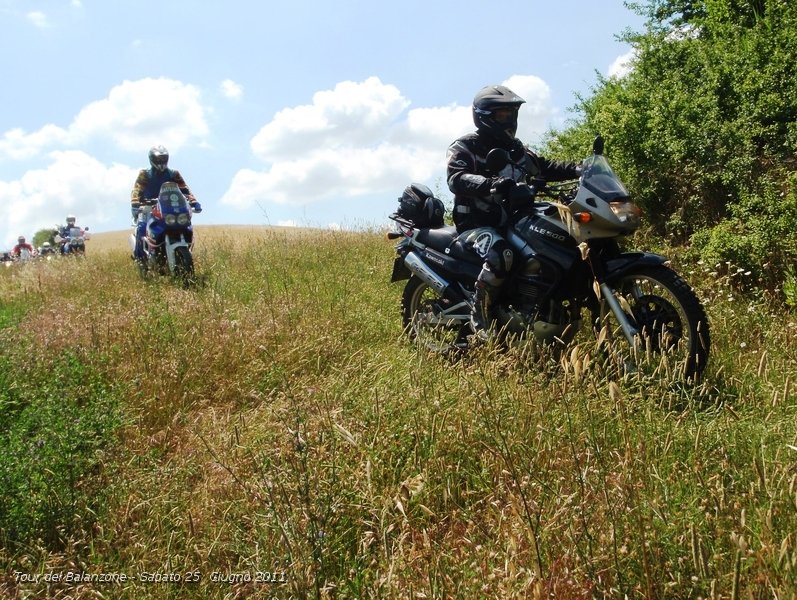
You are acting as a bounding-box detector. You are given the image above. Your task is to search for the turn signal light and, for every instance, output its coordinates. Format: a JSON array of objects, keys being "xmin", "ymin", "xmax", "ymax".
[{"xmin": 574, "ymin": 212, "xmax": 593, "ymax": 224}]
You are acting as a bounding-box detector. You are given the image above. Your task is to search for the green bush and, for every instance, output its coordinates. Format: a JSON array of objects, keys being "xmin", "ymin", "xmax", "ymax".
[
  {"xmin": 690, "ymin": 174, "xmax": 797, "ymax": 289},
  {"xmin": 542, "ymin": 0, "xmax": 797, "ymax": 293}
]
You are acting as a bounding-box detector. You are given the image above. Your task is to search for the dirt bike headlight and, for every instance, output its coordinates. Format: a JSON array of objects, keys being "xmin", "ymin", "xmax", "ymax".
[
  {"xmin": 177, "ymin": 213, "xmax": 190, "ymax": 226},
  {"xmin": 609, "ymin": 201, "xmax": 642, "ymax": 227},
  {"xmin": 164, "ymin": 214, "xmax": 177, "ymax": 226}
]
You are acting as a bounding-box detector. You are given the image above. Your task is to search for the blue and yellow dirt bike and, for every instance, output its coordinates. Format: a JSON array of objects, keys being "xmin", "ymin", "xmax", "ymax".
[{"xmin": 130, "ymin": 182, "xmax": 200, "ymax": 284}]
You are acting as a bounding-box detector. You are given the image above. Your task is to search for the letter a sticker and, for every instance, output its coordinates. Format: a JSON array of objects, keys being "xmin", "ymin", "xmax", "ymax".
[{"xmin": 472, "ymin": 231, "xmax": 494, "ymax": 258}]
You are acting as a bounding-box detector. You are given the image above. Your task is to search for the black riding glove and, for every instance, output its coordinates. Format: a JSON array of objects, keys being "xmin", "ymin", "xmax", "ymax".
[{"xmin": 491, "ymin": 177, "xmax": 516, "ymax": 196}]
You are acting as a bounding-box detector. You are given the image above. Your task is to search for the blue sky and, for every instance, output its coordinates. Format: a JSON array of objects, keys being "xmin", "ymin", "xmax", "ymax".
[{"xmin": 0, "ymin": 0, "xmax": 645, "ymax": 248}]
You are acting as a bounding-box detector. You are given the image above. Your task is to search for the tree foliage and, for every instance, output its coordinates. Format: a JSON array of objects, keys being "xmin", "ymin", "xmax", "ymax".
[
  {"xmin": 542, "ymin": 0, "xmax": 797, "ymax": 290},
  {"xmin": 32, "ymin": 228, "xmax": 57, "ymax": 248}
]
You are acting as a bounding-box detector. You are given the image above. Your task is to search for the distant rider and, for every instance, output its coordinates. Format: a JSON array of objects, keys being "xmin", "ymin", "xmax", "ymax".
[
  {"xmin": 130, "ymin": 145, "xmax": 202, "ymax": 260},
  {"xmin": 56, "ymin": 214, "xmax": 81, "ymax": 254},
  {"xmin": 447, "ymin": 84, "xmax": 581, "ymax": 339},
  {"xmin": 12, "ymin": 236, "xmax": 35, "ymax": 259}
]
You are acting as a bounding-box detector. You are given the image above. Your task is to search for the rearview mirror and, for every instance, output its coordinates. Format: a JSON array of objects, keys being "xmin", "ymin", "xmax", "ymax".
[
  {"xmin": 592, "ymin": 135, "xmax": 605, "ymax": 155},
  {"xmin": 486, "ymin": 148, "xmax": 511, "ymax": 174}
]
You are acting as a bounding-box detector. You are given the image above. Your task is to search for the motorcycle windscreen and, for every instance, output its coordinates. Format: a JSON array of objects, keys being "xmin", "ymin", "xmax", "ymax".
[
  {"xmin": 157, "ymin": 183, "xmax": 191, "ymax": 217},
  {"xmin": 580, "ymin": 154, "xmax": 630, "ymax": 201}
]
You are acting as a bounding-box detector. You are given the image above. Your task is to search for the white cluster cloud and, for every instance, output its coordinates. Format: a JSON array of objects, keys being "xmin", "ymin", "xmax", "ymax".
[
  {"xmin": 221, "ymin": 75, "xmax": 558, "ymax": 209},
  {"xmin": 1, "ymin": 72, "xmax": 569, "ymax": 245},
  {"xmin": 249, "ymin": 77, "xmax": 412, "ymax": 161},
  {"xmin": 0, "ymin": 78, "xmax": 208, "ymax": 161},
  {"xmin": 220, "ymin": 79, "xmax": 243, "ymax": 100},
  {"xmin": 72, "ymin": 79, "xmax": 208, "ymax": 151},
  {"xmin": 608, "ymin": 50, "xmax": 637, "ymax": 79},
  {"xmin": 0, "ymin": 151, "xmax": 137, "ymax": 246},
  {"xmin": 26, "ymin": 11, "xmax": 49, "ymax": 28},
  {"xmin": 22, "ymin": 2, "xmax": 83, "ymax": 30},
  {"xmin": 0, "ymin": 78, "xmax": 209, "ymax": 247}
]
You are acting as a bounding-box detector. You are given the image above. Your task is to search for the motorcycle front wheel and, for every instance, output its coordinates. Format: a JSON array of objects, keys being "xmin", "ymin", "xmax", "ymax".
[
  {"xmin": 401, "ymin": 276, "xmax": 471, "ymax": 354},
  {"xmin": 136, "ymin": 258, "xmax": 148, "ymax": 278},
  {"xmin": 596, "ymin": 265, "xmax": 710, "ymax": 382},
  {"xmin": 173, "ymin": 246, "xmax": 195, "ymax": 287}
]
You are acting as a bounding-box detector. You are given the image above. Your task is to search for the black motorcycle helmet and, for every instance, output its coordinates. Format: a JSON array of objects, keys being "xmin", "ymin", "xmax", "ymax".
[
  {"xmin": 148, "ymin": 145, "xmax": 169, "ymax": 173},
  {"xmin": 472, "ymin": 85, "xmax": 526, "ymax": 144}
]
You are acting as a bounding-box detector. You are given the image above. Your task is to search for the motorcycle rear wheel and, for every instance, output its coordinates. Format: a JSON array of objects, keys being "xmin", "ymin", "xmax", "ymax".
[
  {"xmin": 401, "ymin": 276, "xmax": 470, "ymax": 354},
  {"xmin": 596, "ymin": 265, "xmax": 710, "ymax": 381}
]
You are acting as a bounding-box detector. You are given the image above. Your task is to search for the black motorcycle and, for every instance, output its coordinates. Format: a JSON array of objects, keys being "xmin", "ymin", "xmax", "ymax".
[{"xmin": 388, "ymin": 136, "xmax": 710, "ymax": 381}]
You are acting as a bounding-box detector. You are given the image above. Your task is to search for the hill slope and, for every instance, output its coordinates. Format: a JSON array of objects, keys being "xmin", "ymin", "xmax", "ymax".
[{"xmin": 1, "ymin": 228, "xmax": 795, "ymax": 598}]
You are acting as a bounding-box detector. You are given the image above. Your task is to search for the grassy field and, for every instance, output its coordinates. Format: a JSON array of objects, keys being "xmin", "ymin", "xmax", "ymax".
[{"xmin": 0, "ymin": 226, "xmax": 795, "ymax": 599}]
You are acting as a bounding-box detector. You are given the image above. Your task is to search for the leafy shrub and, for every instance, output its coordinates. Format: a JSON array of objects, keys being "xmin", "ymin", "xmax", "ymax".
[
  {"xmin": 785, "ymin": 267, "xmax": 797, "ymax": 308},
  {"xmin": 690, "ymin": 174, "xmax": 797, "ymax": 289},
  {"xmin": 542, "ymin": 0, "xmax": 797, "ymax": 293}
]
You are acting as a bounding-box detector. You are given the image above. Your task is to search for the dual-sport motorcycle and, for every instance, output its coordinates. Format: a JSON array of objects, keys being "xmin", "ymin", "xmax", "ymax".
[
  {"xmin": 129, "ymin": 182, "xmax": 197, "ymax": 284},
  {"xmin": 55, "ymin": 226, "xmax": 89, "ymax": 256},
  {"xmin": 388, "ymin": 136, "xmax": 710, "ymax": 381},
  {"xmin": 3, "ymin": 248, "xmax": 34, "ymax": 265}
]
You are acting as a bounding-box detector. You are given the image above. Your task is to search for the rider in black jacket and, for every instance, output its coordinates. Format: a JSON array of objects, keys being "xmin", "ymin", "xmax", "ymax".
[{"xmin": 447, "ymin": 84, "xmax": 580, "ymax": 339}]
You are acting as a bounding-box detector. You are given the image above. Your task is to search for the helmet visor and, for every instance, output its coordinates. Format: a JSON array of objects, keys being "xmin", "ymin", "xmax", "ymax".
[{"xmin": 492, "ymin": 107, "xmax": 519, "ymax": 124}]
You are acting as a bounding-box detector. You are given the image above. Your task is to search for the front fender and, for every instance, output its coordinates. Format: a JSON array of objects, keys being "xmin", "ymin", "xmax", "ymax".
[{"xmin": 604, "ymin": 251, "xmax": 668, "ymax": 281}]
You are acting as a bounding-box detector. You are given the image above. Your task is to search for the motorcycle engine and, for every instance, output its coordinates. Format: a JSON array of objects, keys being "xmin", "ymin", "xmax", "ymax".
[{"xmin": 496, "ymin": 258, "xmax": 582, "ymax": 344}]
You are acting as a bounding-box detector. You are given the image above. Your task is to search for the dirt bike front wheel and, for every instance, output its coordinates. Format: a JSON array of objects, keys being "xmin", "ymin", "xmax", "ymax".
[
  {"xmin": 173, "ymin": 246, "xmax": 195, "ymax": 287},
  {"xmin": 596, "ymin": 265, "xmax": 710, "ymax": 382}
]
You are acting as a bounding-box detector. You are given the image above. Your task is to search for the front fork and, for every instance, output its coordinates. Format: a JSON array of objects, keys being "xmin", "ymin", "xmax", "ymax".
[
  {"xmin": 598, "ymin": 282, "xmax": 640, "ymax": 345},
  {"xmin": 163, "ymin": 235, "xmax": 191, "ymax": 272},
  {"xmin": 588, "ymin": 248, "xmax": 660, "ymax": 347}
]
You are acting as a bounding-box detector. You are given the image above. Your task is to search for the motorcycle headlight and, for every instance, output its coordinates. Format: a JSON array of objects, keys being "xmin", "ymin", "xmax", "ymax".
[
  {"xmin": 177, "ymin": 213, "xmax": 190, "ymax": 226},
  {"xmin": 164, "ymin": 214, "xmax": 177, "ymax": 226},
  {"xmin": 609, "ymin": 201, "xmax": 642, "ymax": 227}
]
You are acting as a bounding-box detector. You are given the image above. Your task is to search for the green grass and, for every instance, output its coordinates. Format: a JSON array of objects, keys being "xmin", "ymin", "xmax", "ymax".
[{"xmin": 0, "ymin": 229, "xmax": 795, "ymax": 598}]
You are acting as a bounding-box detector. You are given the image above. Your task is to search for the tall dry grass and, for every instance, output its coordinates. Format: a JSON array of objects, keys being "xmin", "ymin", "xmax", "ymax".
[{"xmin": 0, "ymin": 227, "xmax": 795, "ymax": 599}]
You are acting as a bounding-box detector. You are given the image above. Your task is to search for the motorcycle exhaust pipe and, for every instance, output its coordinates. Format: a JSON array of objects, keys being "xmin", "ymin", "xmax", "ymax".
[{"xmin": 404, "ymin": 251, "xmax": 449, "ymax": 295}]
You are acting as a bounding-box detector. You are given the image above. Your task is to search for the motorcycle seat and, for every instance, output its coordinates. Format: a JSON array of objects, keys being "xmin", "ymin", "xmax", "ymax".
[
  {"xmin": 415, "ymin": 226, "xmax": 458, "ymax": 252},
  {"xmin": 415, "ymin": 226, "xmax": 482, "ymax": 265}
]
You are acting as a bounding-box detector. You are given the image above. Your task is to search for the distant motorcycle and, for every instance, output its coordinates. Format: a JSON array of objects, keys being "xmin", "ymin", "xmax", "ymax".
[
  {"xmin": 1, "ymin": 251, "xmax": 12, "ymax": 267},
  {"xmin": 38, "ymin": 242, "xmax": 57, "ymax": 259},
  {"xmin": 55, "ymin": 226, "xmax": 89, "ymax": 256},
  {"xmin": 388, "ymin": 136, "xmax": 710, "ymax": 381},
  {"xmin": 15, "ymin": 247, "xmax": 35, "ymax": 262},
  {"xmin": 130, "ymin": 182, "xmax": 197, "ymax": 284}
]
